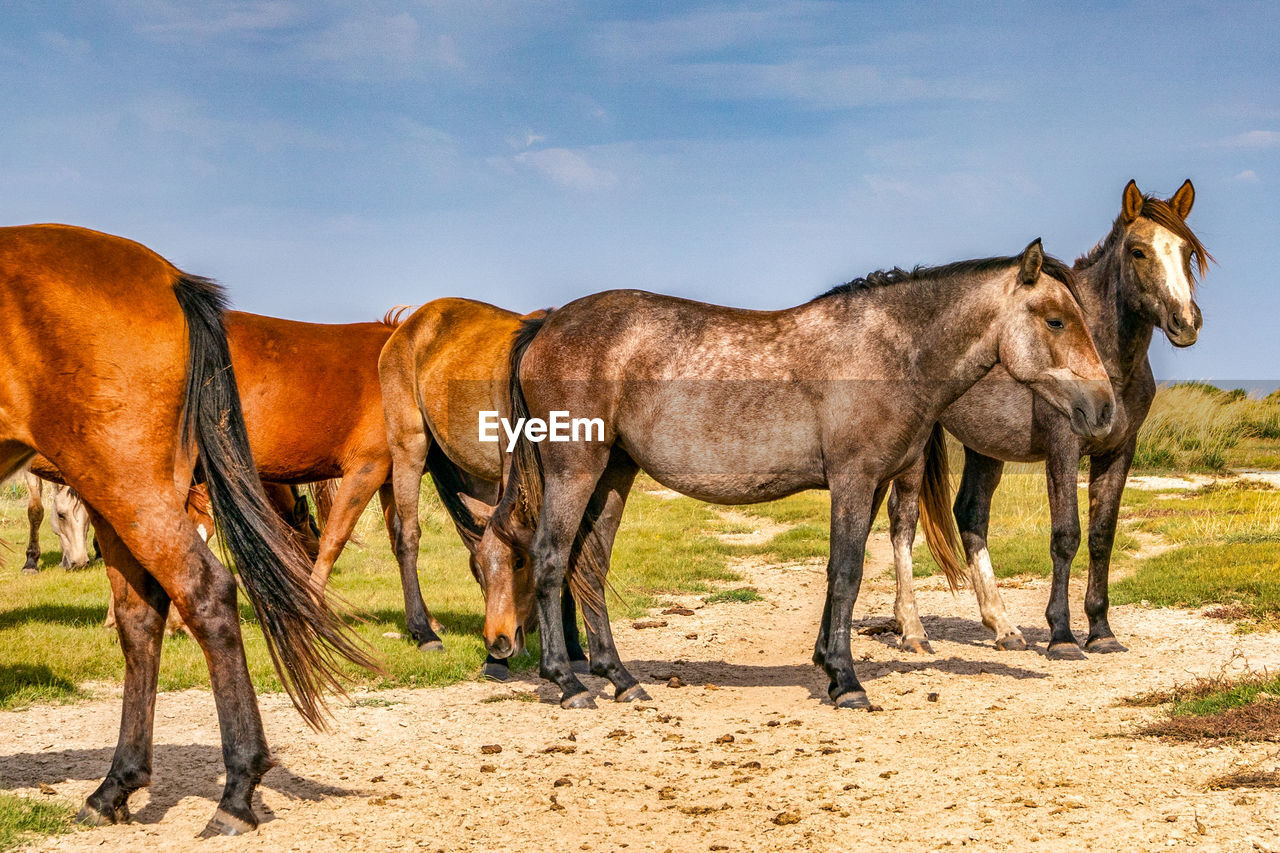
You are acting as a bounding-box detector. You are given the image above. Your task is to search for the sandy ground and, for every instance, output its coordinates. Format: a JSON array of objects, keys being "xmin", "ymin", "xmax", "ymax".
[{"xmin": 5, "ymin": 530, "xmax": 1280, "ymax": 852}]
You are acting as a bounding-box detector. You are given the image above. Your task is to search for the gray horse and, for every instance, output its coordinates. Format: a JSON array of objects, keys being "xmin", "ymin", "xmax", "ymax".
[
  {"xmin": 493, "ymin": 240, "xmax": 1114, "ymax": 710},
  {"xmin": 886, "ymin": 181, "xmax": 1209, "ymax": 659}
]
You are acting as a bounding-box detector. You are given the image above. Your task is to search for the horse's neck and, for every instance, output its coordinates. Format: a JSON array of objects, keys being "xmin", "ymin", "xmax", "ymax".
[
  {"xmin": 1075, "ymin": 239, "xmax": 1155, "ymax": 384},
  {"xmin": 824, "ymin": 277, "xmax": 1002, "ymax": 394}
]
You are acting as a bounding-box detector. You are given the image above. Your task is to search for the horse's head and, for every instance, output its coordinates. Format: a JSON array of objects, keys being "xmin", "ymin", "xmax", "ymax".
[
  {"xmin": 998, "ymin": 239, "xmax": 1114, "ymax": 439},
  {"xmin": 50, "ymin": 483, "xmax": 92, "ymax": 568},
  {"xmin": 471, "ymin": 527, "xmax": 535, "ymax": 659},
  {"xmin": 1116, "ymin": 179, "xmax": 1209, "ymax": 348}
]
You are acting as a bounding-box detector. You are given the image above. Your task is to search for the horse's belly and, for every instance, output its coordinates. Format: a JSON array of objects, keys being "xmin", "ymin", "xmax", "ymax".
[
  {"xmin": 615, "ymin": 389, "xmax": 825, "ymax": 503},
  {"xmin": 941, "ymin": 369, "xmax": 1044, "ymax": 463}
]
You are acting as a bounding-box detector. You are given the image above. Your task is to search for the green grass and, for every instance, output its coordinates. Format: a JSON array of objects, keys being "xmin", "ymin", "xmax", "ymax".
[
  {"xmin": 704, "ymin": 587, "xmax": 764, "ymax": 604},
  {"xmin": 1135, "ymin": 382, "xmax": 1280, "ymax": 472},
  {"xmin": 0, "ymin": 794, "xmax": 75, "ymax": 851},
  {"xmin": 1111, "ymin": 481, "xmax": 1280, "ymax": 623},
  {"xmin": 0, "ymin": 479, "xmax": 745, "ymax": 709}
]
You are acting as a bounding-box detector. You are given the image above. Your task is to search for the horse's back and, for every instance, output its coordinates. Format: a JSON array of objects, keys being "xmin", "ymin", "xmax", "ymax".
[
  {"xmin": 382, "ymin": 297, "xmax": 527, "ymax": 480},
  {"xmin": 225, "ymin": 311, "xmax": 392, "ymax": 480}
]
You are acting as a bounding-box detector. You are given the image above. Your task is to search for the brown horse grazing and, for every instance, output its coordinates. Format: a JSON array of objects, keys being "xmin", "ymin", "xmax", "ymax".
[
  {"xmin": 0, "ymin": 224, "xmax": 374, "ymax": 835},
  {"xmin": 493, "ymin": 241, "xmax": 1114, "ymax": 710},
  {"xmin": 380, "ymin": 298, "xmax": 586, "ymax": 671},
  {"xmin": 887, "ymin": 180, "xmax": 1211, "ymax": 658},
  {"xmin": 21, "ymin": 470, "xmax": 92, "ymax": 570},
  {"xmin": 223, "ymin": 311, "xmax": 400, "ymax": 591}
]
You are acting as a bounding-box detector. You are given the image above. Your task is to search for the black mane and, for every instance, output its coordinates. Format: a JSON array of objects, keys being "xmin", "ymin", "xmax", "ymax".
[{"xmin": 813, "ymin": 253, "xmax": 1081, "ymax": 306}]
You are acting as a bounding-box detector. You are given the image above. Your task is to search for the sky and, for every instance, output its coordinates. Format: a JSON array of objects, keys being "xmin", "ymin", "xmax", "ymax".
[{"xmin": 0, "ymin": 1, "xmax": 1276, "ymax": 381}]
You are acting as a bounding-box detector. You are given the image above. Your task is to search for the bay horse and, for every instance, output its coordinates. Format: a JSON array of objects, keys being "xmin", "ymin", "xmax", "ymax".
[
  {"xmin": 379, "ymin": 298, "xmax": 582, "ymax": 672},
  {"xmin": 886, "ymin": 180, "xmax": 1211, "ymax": 658},
  {"xmin": 0, "ymin": 224, "xmax": 374, "ymax": 835},
  {"xmin": 493, "ymin": 240, "xmax": 1114, "ymax": 710},
  {"xmin": 20, "ymin": 470, "xmax": 92, "ymax": 571}
]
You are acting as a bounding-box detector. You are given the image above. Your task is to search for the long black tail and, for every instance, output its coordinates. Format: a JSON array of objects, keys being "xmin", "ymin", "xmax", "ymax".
[
  {"xmin": 424, "ymin": 442, "xmax": 485, "ymax": 547},
  {"xmin": 493, "ymin": 314, "xmax": 608, "ymax": 619},
  {"xmin": 173, "ymin": 274, "xmax": 378, "ymax": 729}
]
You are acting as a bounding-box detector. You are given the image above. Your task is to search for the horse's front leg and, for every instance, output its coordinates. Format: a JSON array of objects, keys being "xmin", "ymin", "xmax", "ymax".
[
  {"xmin": 954, "ymin": 448, "xmax": 1024, "ymax": 650},
  {"xmin": 1044, "ymin": 430, "xmax": 1085, "ymax": 659},
  {"xmin": 817, "ymin": 474, "xmax": 881, "ymax": 709},
  {"xmin": 23, "ymin": 471, "xmax": 44, "ymax": 573},
  {"xmin": 1083, "ymin": 437, "xmax": 1135, "ymax": 653},
  {"xmin": 530, "ymin": 456, "xmax": 612, "ymax": 709}
]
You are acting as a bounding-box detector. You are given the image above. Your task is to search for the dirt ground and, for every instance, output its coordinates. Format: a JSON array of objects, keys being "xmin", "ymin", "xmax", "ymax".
[{"xmin": 5, "ymin": 530, "xmax": 1280, "ymax": 852}]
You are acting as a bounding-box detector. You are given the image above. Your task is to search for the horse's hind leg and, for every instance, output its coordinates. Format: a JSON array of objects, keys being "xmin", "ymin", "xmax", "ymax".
[
  {"xmin": 887, "ymin": 457, "xmax": 931, "ymax": 654},
  {"xmin": 77, "ymin": 511, "xmax": 170, "ymax": 827},
  {"xmin": 573, "ymin": 451, "xmax": 643, "ymax": 701},
  {"xmin": 380, "ymin": 480, "xmax": 443, "ymax": 650},
  {"xmin": 816, "ymin": 473, "xmax": 881, "ymax": 709},
  {"xmin": 384, "ymin": 417, "xmax": 446, "ymax": 650},
  {"xmin": 23, "ymin": 471, "xmax": 44, "ymax": 573},
  {"xmin": 82, "ymin": 487, "xmax": 275, "ymax": 835},
  {"xmin": 954, "ymin": 448, "xmax": 1025, "ymax": 651}
]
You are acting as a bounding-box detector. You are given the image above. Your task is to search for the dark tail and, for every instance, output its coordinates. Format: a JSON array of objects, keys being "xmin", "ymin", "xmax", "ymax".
[
  {"xmin": 494, "ymin": 313, "xmax": 608, "ymax": 619},
  {"xmin": 173, "ymin": 274, "xmax": 379, "ymax": 729},
  {"xmin": 305, "ymin": 479, "xmax": 339, "ymax": 531},
  {"xmin": 917, "ymin": 423, "xmax": 967, "ymax": 592},
  {"xmin": 424, "ymin": 442, "xmax": 485, "ymax": 547}
]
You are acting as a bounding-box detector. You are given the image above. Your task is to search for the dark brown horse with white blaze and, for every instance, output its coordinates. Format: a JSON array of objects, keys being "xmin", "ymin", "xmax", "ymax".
[
  {"xmin": 493, "ymin": 240, "xmax": 1114, "ymax": 710},
  {"xmin": 0, "ymin": 225, "xmax": 375, "ymax": 836},
  {"xmin": 887, "ymin": 180, "xmax": 1210, "ymax": 659}
]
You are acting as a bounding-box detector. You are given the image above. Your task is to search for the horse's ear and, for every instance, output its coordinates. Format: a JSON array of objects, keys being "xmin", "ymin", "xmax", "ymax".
[
  {"xmin": 1121, "ymin": 179, "xmax": 1143, "ymax": 224},
  {"xmin": 1019, "ymin": 238, "xmax": 1044, "ymax": 285},
  {"xmin": 1170, "ymin": 179, "xmax": 1195, "ymax": 219}
]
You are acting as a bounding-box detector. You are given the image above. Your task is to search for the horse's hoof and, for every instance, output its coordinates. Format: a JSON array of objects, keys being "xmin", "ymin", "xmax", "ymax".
[
  {"xmin": 199, "ymin": 808, "xmax": 257, "ymax": 838},
  {"xmin": 20, "ymin": 566, "xmax": 38, "ymax": 576},
  {"xmin": 481, "ymin": 662, "xmax": 512, "ymax": 682},
  {"xmin": 560, "ymin": 691, "xmax": 596, "ymax": 710},
  {"xmin": 899, "ymin": 637, "xmax": 933, "ymax": 655},
  {"xmin": 1085, "ymin": 636, "xmax": 1128, "ymax": 654},
  {"xmin": 1046, "ymin": 642, "xmax": 1086, "ymax": 661},
  {"xmin": 76, "ymin": 802, "xmax": 127, "ymax": 827},
  {"xmin": 417, "ymin": 639, "xmax": 445, "ymax": 653},
  {"xmin": 833, "ymin": 690, "xmax": 871, "ymax": 710},
  {"xmin": 571, "ymin": 659, "xmax": 590, "ymax": 674},
  {"xmin": 615, "ymin": 684, "xmax": 651, "ymax": 703},
  {"xmin": 995, "ymin": 634, "xmax": 1028, "ymax": 652}
]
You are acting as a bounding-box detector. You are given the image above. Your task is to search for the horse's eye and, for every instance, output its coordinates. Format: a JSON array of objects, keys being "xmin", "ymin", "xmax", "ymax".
[
  {"xmin": 1131, "ymin": 249, "xmax": 1146, "ymax": 259},
  {"xmin": 1046, "ymin": 318, "xmax": 1065, "ymax": 330},
  {"xmin": 514, "ymin": 557, "xmax": 527, "ymax": 571}
]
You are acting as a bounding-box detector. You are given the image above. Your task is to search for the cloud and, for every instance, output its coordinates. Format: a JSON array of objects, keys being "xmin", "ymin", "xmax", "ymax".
[
  {"xmin": 590, "ymin": 3, "xmax": 827, "ymax": 61},
  {"xmin": 122, "ymin": 0, "xmax": 302, "ymax": 39},
  {"xmin": 513, "ymin": 148, "xmax": 618, "ymax": 191},
  {"xmin": 39, "ymin": 31, "xmax": 92, "ymax": 59},
  {"xmin": 297, "ymin": 12, "xmax": 420, "ymax": 75},
  {"xmin": 1220, "ymin": 130, "xmax": 1280, "ymax": 148},
  {"xmin": 1233, "ymin": 169, "xmax": 1260, "ymax": 183},
  {"xmin": 674, "ymin": 59, "xmax": 990, "ymax": 109}
]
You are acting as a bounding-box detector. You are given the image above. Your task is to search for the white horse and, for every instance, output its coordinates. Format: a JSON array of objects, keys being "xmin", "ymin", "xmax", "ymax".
[{"xmin": 22, "ymin": 470, "xmax": 93, "ymax": 572}]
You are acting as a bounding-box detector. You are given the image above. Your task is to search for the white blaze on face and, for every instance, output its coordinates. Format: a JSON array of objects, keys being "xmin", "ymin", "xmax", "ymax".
[{"xmin": 1152, "ymin": 224, "xmax": 1193, "ymax": 308}]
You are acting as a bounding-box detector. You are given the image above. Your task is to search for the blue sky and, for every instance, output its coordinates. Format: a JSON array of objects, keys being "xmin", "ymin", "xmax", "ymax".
[{"xmin": 1, "ymin": 1, "xmax": 1276, "ymax": 380}]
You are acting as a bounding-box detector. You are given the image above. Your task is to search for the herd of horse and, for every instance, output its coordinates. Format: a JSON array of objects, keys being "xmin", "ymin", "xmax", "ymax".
[{"xmin": 1, "ymin": 179, "xmax": 1208, "ymax": 835}]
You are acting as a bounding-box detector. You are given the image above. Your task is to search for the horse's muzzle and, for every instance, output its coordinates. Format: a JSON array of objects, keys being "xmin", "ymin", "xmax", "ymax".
[{"xmin": 486, "ymin": 625, "xmax": 525, "ymax": 660}]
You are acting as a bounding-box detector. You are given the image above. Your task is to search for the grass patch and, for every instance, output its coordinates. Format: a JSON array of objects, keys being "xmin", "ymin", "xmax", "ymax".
[
  {"xmin": 1135, "ymin": 382, "xmax": 1280, "ymax": 472},
  {"xmin": 1112, "ymin": 482, "xmax": 1280, "ymax": 623},
  {"xmin": 704, "ymin": 587, "xmax": 764, "ymax": 604},
  {"xmin": 1206, "ymin": 770, "xmax": 1280, "ymax": 790},
  {"xmin": 0, "ymin": 478, "xmax": 743, "ymax": 706},
  {"xmin": 0, "ymin": 794, "xmax": 75, "ymax": 850},
  {"xmin": 1129, "ymin": 670, "xmax": 1280, "ymax": 742}
]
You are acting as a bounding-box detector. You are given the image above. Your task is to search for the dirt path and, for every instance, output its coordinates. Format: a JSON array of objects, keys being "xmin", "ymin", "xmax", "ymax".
[{"xmin": 7, "ymin": 539, "xmax": 1280, "ymax": 852}]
